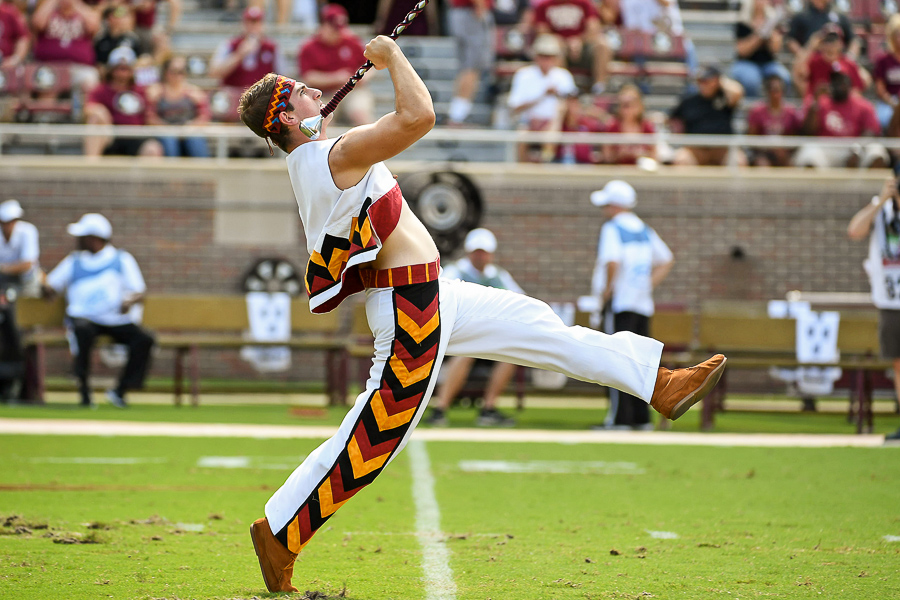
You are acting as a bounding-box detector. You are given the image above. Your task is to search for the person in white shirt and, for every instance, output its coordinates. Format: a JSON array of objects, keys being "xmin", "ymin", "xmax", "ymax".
[
  {"xmin": 0, "ymin": 199, "xmax": 40, "ymax": 401},
  {"xmin": 507, "ymin": 33, "xmax": 577, "ymax": 162},
  {"xmin": 591, "ymin": 180, "xmax": 674, "ymax": 429},
  {"xmin": 848, "ymin": 176, "xmax": 900, "ymax": 442},
  {"xmin": 426, "ymin": 228, "xmax": 524, "ymax": 427},
  {"xmin": 43, "ymin": 213, "xmax": 154, "ymax": 408}
]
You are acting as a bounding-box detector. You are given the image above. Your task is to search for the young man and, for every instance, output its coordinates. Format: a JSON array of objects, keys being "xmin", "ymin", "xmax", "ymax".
[{"xmin": 237, "ymin": 35, "xmax": 726, "ymax": 593}]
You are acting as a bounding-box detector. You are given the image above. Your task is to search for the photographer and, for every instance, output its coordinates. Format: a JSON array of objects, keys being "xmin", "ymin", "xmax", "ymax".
[
  {"xmin": 848, "ymin": 177, "xmax": 900, "ymax": 442},
  {"xmin": 0, "ymin": 200, "xmax": 40, "ymax": 401}
]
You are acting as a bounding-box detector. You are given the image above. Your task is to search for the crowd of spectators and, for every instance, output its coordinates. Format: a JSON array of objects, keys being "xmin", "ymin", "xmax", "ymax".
[{"xmin": 0, "ymin": 0, "xmax": 899, "ymax": 168}]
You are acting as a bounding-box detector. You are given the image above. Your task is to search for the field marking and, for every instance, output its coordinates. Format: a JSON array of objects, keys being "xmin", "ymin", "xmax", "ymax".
[
  {"xmin": 29, "ymin": 457, "xmax": 167, "ymax": 465},
  {"xmin": 408, "ymin": 439, "xmax": 457, "ymax": 600},
  {"xmin": 196, "ymin": 456, "xmax": 299, "ymax": 470},
  {"xmin": 646, "ymin": 530, "xmax": 680, "ymax": 539},
  {"xmin": 0, "ymin": 418, "xmax": 893, "ymax": 448},
  {"xmin": 884, "ymin": 535, "xmax": 900, "ymax": 542},
  {"xmin": 458, "ymin": 460, "xmax": 645, "ymax": 475}
]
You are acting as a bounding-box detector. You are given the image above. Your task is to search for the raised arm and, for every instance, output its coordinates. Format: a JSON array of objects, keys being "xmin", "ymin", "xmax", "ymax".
[
  {"xmin": 329, "ymin": 36, "xmax": 435, "ymax": 189},
  {"xmin": 848, "ymin": 178, "xmax": 894, "ymax": 241}
]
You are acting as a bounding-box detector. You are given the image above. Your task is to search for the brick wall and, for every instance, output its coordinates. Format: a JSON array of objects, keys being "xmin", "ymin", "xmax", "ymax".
[{"xmin": 1, "ymin": 159, "xmax": 884, "ymax": 386}]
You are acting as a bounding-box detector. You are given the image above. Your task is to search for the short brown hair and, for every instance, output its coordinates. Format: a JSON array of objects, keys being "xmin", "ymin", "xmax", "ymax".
[{"xmin": 238, "ymin": 73, "xmax": 293, "ymax": 152}]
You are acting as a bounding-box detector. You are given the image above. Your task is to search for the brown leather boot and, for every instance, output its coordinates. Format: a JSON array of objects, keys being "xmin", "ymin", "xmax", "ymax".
[
  {"xmin": 650, "ymin": 355, "xmax": 727, "ymax": 420},
  {"xmin": 250, "ymin": 517, "xmax": 299, "ymax": 593}
]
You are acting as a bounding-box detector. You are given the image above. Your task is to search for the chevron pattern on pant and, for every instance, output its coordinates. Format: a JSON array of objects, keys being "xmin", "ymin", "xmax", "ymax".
[{"xmin": 277, "ymin": 280, "xmax": 441, "ymax": 554}]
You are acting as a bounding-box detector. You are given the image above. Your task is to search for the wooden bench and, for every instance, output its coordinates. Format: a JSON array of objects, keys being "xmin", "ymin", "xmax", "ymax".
[
  {"xmin": 696, "ymin": 311, "xmax": 892, "ymax": 433},
  {"xmin": 18, "ymin": 295, "xmax": 350, "ymax": 406}
]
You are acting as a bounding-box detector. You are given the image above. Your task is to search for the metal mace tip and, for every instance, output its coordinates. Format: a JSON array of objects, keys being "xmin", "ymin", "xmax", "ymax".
[{"xmin": 300, "ymin": 114, "xmax": 324, "ymax": 140}]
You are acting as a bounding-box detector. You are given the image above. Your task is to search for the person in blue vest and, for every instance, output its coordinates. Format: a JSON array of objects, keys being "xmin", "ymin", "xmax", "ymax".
[
  {"xmin": 591, "ymin": 180, "xmax": 674, "ymax": 429},
  {"xmin": 42, "ymin": 213, "xmax": 154, "ymax": 408},
  {"xmin": 425, "ymin": 228, "xmax": 523, "ymax": 427}
]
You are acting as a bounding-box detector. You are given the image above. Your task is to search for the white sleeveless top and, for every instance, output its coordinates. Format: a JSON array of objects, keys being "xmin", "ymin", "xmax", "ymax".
[
  {"xmin": 286, "ymin": 137, "xmax": 402, "ymax": 313},
  {"xmin": 865, "ymin": 197, "xmax": 900, "ymax": 310}
]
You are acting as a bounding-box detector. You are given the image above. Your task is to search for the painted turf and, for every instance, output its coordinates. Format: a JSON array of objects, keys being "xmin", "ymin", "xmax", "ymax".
[{"xmin": 0, "ymin": 418, "xmax": 889, "ymax": 447}]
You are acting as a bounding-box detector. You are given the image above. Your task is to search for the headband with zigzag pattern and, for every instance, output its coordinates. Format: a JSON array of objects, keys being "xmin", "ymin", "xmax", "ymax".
[{"xmin": 262, "ymin": 75, "xmax": 295, "ymax": 135}]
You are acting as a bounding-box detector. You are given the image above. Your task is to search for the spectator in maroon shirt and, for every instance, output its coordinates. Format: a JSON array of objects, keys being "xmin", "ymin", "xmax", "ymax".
[
  {"xmin": 209, "ymin": 6, "xmax": 285, "ymax": 90},
  {"xmin": 298, "ymin": 4, "xmax": 373, "ymax": 126},
  {"xmin": 529, "ymin": 0, "xmax": 610, "ymax": 94},
  {"xmin": 746, "ymin": 74, "xmax": 801, "ymax": 166},
  {"xmin": 0, "ymin": 0, "xmax": 29, "ymax": 69},
  {"xmin": 603, "ymin": 84, "xmax": 656, "ymax": 165},
  {"xmin": 83, "ymin": 46, "xmax": 163, "ymax": 157},
  {"xmin": 873, "ymin": 14, "xmax": 900, "ymax": 132},
  {"xmin": 794, "ymin": 22, "xmax": 869, "ymax": 99},
  {"xmin": 795, "ymin": 70, "xmax": 886, "ymax": 169},
  {"xmin": 557, "ymin": 94, "xmax": 604, "ymax": 164},
  {"xmin": 32, "ymin": 0, "xmax": 102, "ymax": 91}
]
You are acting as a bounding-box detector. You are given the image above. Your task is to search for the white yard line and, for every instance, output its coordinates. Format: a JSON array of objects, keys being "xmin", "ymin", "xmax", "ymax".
[
  {"xmin": 408, "ymin": 439, "xmax": 457, "ymax": 600},
  {"xmin": 0, "ymin": 418, "xmax": 891, "ymax": 447}
]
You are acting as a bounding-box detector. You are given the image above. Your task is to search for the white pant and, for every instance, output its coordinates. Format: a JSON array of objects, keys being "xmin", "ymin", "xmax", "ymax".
[{"xmin": 265, "ymin": 279, "xmax": 662, "ymax": 542}]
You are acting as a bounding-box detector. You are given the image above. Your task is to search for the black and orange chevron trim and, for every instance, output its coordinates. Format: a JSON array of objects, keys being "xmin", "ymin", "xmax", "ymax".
[
  {"xmin": 263, "ymin": 75, "xmax": 295, "ymax": 135},
  {"xmin": 275, "ymin": 280, "xmax": 441, "ymax": 553}
]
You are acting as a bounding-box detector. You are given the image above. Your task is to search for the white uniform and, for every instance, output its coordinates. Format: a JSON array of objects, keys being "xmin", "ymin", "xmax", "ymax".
[
  {"xmin": 0, "ymin": 220, "xmax": 40, "ymax": 287},
  {"xmin": 592, "ymin": 212, "xmax": 673, "ymax": 317}
]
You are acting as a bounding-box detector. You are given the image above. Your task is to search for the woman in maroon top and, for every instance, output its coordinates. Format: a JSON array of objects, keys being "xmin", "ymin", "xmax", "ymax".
[
  {"xmin": 874, "ymin": 14, "xmax": 900, "ymax": 131},
  {"xmin": 603, "ymin": 84, "xmax": 656, "ymax": 165},
  {"xmin": 32, "ymin": 0, "xmax": 101, "ymax": 91},
  {"xmin": 83, "ymin": 46, "xmax": 162, "ymax": 157}
]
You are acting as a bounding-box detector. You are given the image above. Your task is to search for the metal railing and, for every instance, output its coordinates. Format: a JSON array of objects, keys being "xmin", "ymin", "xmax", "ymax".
[{"xmin": 2, "ymin": 123, "xmax": 899, "ymax": 165}]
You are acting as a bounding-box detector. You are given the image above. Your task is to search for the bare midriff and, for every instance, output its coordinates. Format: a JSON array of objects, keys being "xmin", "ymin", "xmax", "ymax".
[{"xmin": 369, "ymin": 200, "xmax": 438, "ymax": 270}]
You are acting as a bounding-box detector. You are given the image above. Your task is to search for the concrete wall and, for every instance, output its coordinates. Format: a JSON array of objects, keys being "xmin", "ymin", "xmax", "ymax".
[{"xmin": 2, "ymin": 157, "xmax": 884, "ymax": 384}]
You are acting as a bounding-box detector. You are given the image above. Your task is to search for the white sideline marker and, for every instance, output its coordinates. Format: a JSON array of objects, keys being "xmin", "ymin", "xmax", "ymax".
[
  {"xmin": 408, "ymin": 439, "xmax": 457, "ymax": 600},
  {"xmin": 646, "ymin": 530, "xmax": 680, "ymax": 539},
  {"xmin": 883, "ymin": 535, "xmax": 900, "ymax": 542},
  {"xmin": 30, "ymin": 457, "xmax": 167, "ymax": 465},
  {"xmin": 458, "ymin": 460, "xmax": 645, "ymax": 475}
]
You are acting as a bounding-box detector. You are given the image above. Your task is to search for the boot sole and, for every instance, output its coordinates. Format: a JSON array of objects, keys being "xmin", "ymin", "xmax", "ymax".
[
  {"xmin": 249, "ymin": 520, "xmax": 280, "ymax": 593},
  {"xmin": 667, "ymin": 357, "xmax": 727, "ymax": 421}
]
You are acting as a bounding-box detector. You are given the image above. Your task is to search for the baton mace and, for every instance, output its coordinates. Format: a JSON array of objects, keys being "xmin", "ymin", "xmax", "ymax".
[{"xmin": 300, "ymin": 0, "xmax": 431, "ymax": 140}]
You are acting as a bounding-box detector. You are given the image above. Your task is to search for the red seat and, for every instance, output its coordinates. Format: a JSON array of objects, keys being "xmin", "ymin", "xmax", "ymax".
[
  {"xmin": 23, "ymin": 63, "xmax": 72, "ymax": 95},
  {"xmin": 614, "ymin": 29, "xmax": 686, "ymax": 62},
  {"xmin": 495, "ymin": 25, "xmax": 530, "ymax": 60},
  {"xmin": 16, "ymin": 63, "xmax": 75, "ymax": 122},
  {"xmin": 209, "ymin": 87, "xmax": 242, "ymax": 123},
  {"xmin": 0, "ymin": 65, "xmax": 23, "ymax": 95}
]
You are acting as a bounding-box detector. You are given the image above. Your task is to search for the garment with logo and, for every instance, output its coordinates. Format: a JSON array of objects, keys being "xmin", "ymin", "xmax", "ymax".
[
  {"xmin": 746, "ymin": 100, "xmax": 802, "ymax": 135},
  {"xmin": 298, "ymin": 31, "xmax": 367, "ymax": 94},
  {"xmin": 33, "ymin": 9, "xmax": 96, "ymax": 65},
  {"xmin": 866, "ymin": 198, "xmax": 900, "ymax": 310},
  {"xmin": 94, "ymin": 31, "xmax": 147, "ymax": 66},
  {"xmin": 442, "ymin": 257, "xmax": 523, "ymax": 293},
  {"xmin": 805, "ymin": 94, "xmax": 880, "ymax": 137},
  {"xmin": 213, "ymin": 36, "xmax": 284, "ymax": 88},
  {"xmin": 287, "ymin": 137, "xmax": 403, "ymax": 314},
  {"xmin": 532, "ymin": 0, "xmax": 598, "ymax": 39},
  {"xmin": 592, "ymin": 211, "xmax": 672, "ymax": 317},
  {"xmin": 873, "ymin": 52, "xmax": 900, "ymax": 98},
  {"xmin": 0, "ymin": 2, "xmax": 28, "ymax": 60},
  {"xmin": 88, "ymin": 83, "xmax": 149, "ymax": 125},
  {"xmin": 46, "ymin": 244, "xmax": 147, "ymax": 326},
  {"xmin": 805, "ymin": 53, "xmax": 864, "ymax": 98},
  {"xmin": 670, "ymin": 88, "xmax": 735, "ymax": 134}
]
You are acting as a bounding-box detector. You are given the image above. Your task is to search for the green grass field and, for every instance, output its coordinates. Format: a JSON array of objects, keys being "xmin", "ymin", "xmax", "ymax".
[{"xmin": 0, "ymin": 400, "xmax": 899, "ymax": 599}]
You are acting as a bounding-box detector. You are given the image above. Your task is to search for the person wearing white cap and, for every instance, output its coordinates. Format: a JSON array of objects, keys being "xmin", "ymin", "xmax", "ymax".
[
  {"xmin": 43, "ymin": 214, "xmax": 154, "ymax": 408},
  {"xmin": 426, "ymin": 228, "xmax": 524, "ymax": 427},
  {"xmin": 0, "ymin": 199, "xmax": 40, "ymax": 401},
  {"xmin": 83, "ymin": 45, "xmax": 164, "ymax": 157},
  {"xmin": 591, "ymin": 180, "xmax": 674, "ymax": 429}
]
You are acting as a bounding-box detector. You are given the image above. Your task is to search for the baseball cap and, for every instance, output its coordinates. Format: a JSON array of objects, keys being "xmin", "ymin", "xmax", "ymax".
[
  {"xmin": 590, "ymin": 180, "xmax": 637, "ymax": 209},
  {"xmin": 243, "ymin": 6, "xmax": 264, "ymax": 21},
  {"xmin": 108, "ymin": 45, "xmax": 137, "ymax": 67},
  {"xmin": 0, "ymin": 200, "xmax": 24, "ymax": 223},
  {"xmin": 321, "ymin": 4, "xmax": 349, "ymax": 28},
  {"xmin": 67, "ymin": 213, "xmax": 112, "ymax": 239},
  {"xmin": 697, "ymin": 64, "xmax": 721, "ymax": 81},
  {"xmin": 464, "ymin": 228, "xmax": 498, "ymax": 253}
]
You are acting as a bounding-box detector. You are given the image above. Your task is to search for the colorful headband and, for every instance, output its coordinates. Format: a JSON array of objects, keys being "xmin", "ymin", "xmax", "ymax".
[{"xmin": 262, "ymin": 75, "xmax": 295, "ymax": 135}]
